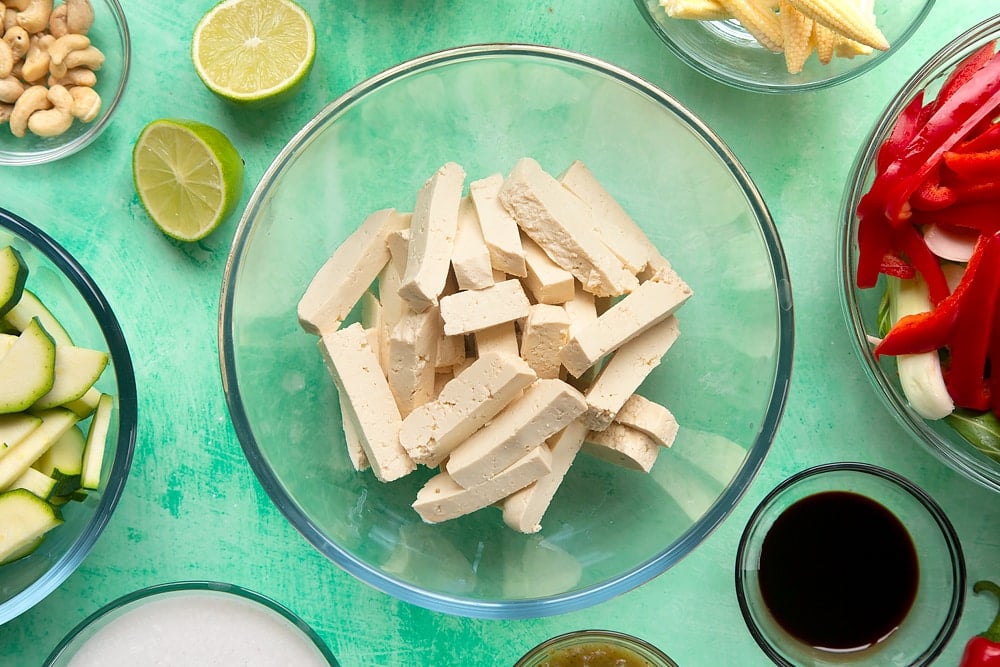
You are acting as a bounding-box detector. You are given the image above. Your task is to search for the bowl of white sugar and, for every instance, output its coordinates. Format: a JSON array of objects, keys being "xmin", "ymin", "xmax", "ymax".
[{"xmin": 43, "ymin": 581, "xmax": 338, "ymax": 666}]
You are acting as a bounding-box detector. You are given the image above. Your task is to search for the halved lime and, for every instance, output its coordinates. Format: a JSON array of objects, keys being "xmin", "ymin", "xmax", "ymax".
[
  {"xmin": 191, "ymin": 0, "xmax": 316, "ymax": 104},
  {"xmin": 132, "ymin": 119, "xmax": 244, "ymax": 242}
]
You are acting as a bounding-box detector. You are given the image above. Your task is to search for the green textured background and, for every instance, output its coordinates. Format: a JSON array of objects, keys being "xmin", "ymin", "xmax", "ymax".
[{"xmin": 2, "ymin": 1, "xmax": 1000, "ymax": 665}]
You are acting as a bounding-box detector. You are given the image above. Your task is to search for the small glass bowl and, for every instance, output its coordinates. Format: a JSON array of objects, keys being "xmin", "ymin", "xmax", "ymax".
[
  {"xmin": 514, "ymin": 630, "xmax": 678, "ymax": 667},
  {"xmin": 736, "ymin": 463, "xmax": 965, "ymax": 666},
  {"xmin": 43, "ymin": 581, "xmax": 339, "ymax": 666},
  {"xmin": 0, "ymin": 206, "xmax": 137, "ymax": 625},
  {"xmin": 633, "ymin": 0, "xmax": 934, "ymax": 93},
  {"xmin": 839, "ymin": 15, "xmax": 1000, "ymax": 493},
  {"xmin": 0, "ymin": 0, "xmax": 130, "ymax": 166}
]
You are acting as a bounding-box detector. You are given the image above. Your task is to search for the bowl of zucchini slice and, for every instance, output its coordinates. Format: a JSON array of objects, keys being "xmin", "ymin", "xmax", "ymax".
[{"xmin": 0, "ymin": 206, "xmax": 136, "ymax": 624}]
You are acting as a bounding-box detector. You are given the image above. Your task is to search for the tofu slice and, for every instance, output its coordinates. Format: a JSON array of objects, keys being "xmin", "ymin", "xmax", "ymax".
[
  {"xmin": 434, "ymin": 270, "xmax": 465, "ymax": 369},
  {"xmin": 445, "ymin": 378, "xmax": 587, "ymax": 488},
  {"xmin": 298, "ymin": 208, "xmax": 410, "ymax": 335},
  {"xmin": 399, "ymin": 162, "xmax": 466, "ymax": 312},
  {"xmin": 584, "ymin": 316, "xmax": 681, "ymax": 431},
  {"xmin": 439, "ymin": 279, "xmax": 531, "ymax": 336},
  {"xmin": 501, "ymin": 418, "xmax": 587, "ymax": 534},
  {"xmin": 452, "ymin": 196, "xmax": 495, "ymax": 291},
  {"xmin": 386, "ymin": 227, "xmax": 410, "ymax": 278},
  {"xmin": 318, "ymin": 323, "xmax": 414, "ymax": 482},
  {"xmin": 614, "ymin": 394, "xmax": 678, "ymax": 448},
  {"xmin": 520, "ymin": 304, "xmax": 571, "ymax": 380},
  {"xmin": 469, "ymin": 173, "xmax": 527, "ymax": 277},
  {"xmin": 559, "ymin": 160, "xmax": 651, "ymax": 274},
  {"xmin": 560, "ymin": 272, "xmax": 692, "ymax": 378},
  {"xmin": 387, "ymin": 306, "xmax": 440, "ymax": 416},
  {"xmin": 498, "ymin": 158, "xmax": 638, "ymax": 297},
  {"xmin": 583, "ymin": 422, "xmax": 660, "ymax": 472},
  {"xmin": 412, "ymin": 447, "xmax": 552, "ymax": 524},
  {"xmin": 474, "ymin": 321, "xmax": 520, "ymax": 359},
  {"xmin": 377, "ymin": 257, "xmax": 406, "ymax": 375},
  {"xmin": 338, "ymin": 392, "xmax": 370, "ymax": 472},
  {"xmin": 399, "ymin": 351, "xmax": 537, "ymax": 467},
  {"xmin": 562, "ymin": 280, "xmax": 597, "ymax": 333},
  {"xmin": 520, "ymin": 234, "xmax": 575, "ymax": 304}
]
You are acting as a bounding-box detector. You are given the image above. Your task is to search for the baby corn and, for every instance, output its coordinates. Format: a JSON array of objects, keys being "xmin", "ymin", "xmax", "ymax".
[
  {"xmin": 812, "ymin": 21, "xmax": 836, "ymax": 64},
  {"xmin": 778, "ymin": 1, "xmax": 814, "ymax": 74},
  {"xmin": 660, "ymin": 0, "xmax": 732, "ymax": 20},
  {"xmin": 719, "ymin": 0, "xmax": 784, "ymax": 52},
  {"xmin": 787, "ymin": 0, "xmax": 888, "ymax": 51}
]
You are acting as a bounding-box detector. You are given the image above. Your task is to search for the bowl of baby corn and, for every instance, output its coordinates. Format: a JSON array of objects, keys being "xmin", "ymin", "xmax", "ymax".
[
  {"xmin": 0, "ymin": 0, "xmax": 129, "ymax": 165},
  {"xmin": 635, "ymin": 0, "xmax": 934, "ymax": 92},
  {"xmin": 220, "ymin": 44, "xmax": 794, "ymax": 618}
]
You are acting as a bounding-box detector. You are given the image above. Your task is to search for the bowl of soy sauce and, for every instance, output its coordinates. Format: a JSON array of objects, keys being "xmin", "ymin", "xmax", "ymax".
[{"xmin": 735, "ymin": 462, "xmax": 965, "ymax": 666}]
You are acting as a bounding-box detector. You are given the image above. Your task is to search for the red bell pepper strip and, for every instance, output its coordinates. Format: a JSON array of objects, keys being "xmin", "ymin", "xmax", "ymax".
[
  {"xmin": 879, "ymin": 254, "xmax": 915, "ymax": 280},
  {"xmin": 944, "ymin": 149, "xmax": 1000, "ymax": 180},
  {"xmin": 875, "ymin": 90, "xmax": 927, "ymax": 173},
  {"xmin": 955, "ymin": 179, "xmax": 1000, "ymax": 204},
  {"xmin": 956, "ymin": 120, "xmax": 1000, "ymax": 154},
  {"xmin": 958, "ymin": 580, "xmax": 1000, "ymax": 667},
  {"xmin": 944, "ymin": 232, "xmax": 1000, "ymax": 410},
  {"xmin": 881, "ymin": 49, "xmax": 1000, "ymax": 226},
  {"xmin": 874, "ymin": 234, "xmax": 990, "ymax": 358},
  {"xmin": 911, "ymin": 202, "xmax": 1000, "ymax": 234},
  {"xmin": 911, "ymin": 163, "xmax": 957, "ymax": 211},
  {"xmin": 895, "ymin": 223, "xmax": 951, "ymax": 304},
  {"xmin": 934, "ymin": 40, "xmax": 998, "ymax": 113}
]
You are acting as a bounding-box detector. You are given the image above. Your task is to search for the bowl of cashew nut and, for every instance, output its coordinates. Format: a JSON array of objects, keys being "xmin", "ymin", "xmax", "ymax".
[{"xmin": 0, "ymin": 0, "xmax": 129, "ymax": 165}]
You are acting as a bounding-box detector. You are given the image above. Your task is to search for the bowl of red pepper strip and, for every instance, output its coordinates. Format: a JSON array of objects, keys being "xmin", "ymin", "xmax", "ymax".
[{"xmin": 840, "ymin": 14, "xmax": 1000, "ymax": 493}]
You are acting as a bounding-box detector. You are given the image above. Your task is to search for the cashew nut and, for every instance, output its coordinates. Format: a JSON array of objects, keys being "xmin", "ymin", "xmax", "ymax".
[
  {"xmin": 27, "ymin": 82, "xmax": 70, "ymax": 136},
  {"xmin": 4, "ymin": 0, "xmax": 29, "ymax": 11},
  {"xmin": 15, "ymin": 0, "xmax": 51, "ymax": 35},
  {"xmin": 46, "ymin": 31, "xmax": 85, "ymax": 66},
  {"xmin": 0, "ymin": 74, "xmax": 23, "ymax": 102},
  {"xmin": 64, "ymin": 0, "xmax": 91, "ymax": 35},
  {"xmin": 0, "ymin": 36, "xmax": 11, "ymax": 78},
  {"xmin": 8, "ymin": 82, "xmax": 47, "ymax": 136},
  {"xmin": 2, "ymin": 9, "xmax": 16, "ymax": 33},
  {"xmin": 3, "ymin": 25, "xmax": 28, "ymax": 60},
  {"xmin": 67, "ymin": 82, "xmax": 95, "ymax": 120},
  {"xmin": 47, "ymin": 2, "xmax": 65, "ymax": 37},
  {"xmin": 62, "ymin": 43, "xmax": 99, "ymax": 69},
  {"xmin": 0, "ymin": 102, "xmax": 12, "ymax": 124},
  {"xmin": 19, "ymin": 32, "xmax": 50, "ymax": 82},
  {"xmin": 47, "ymin": 64, "xmax": 91, "ymax": 86}
]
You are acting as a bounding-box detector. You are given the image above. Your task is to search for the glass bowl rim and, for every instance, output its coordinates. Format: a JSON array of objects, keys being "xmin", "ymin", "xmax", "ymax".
[
  {"xmin": 734, "ymin": 461, "xmax": 966, "ymax": 666},
  {"xmin": 0, "ymin": 0, "xmax": 132, "ymax": 167},
  {"xmin": 0, "ymin": 205, "xmax": 137, "ymax": 625},
  {"xmin": 513, "ymin": 629, "xmax": 679, "ymax": 666},
  {"xmin": 42, "ymin": 580, "xmax": 339, "ymax": 666},
  {"xmin": 837, "ymin": 14, "xmax": 1000, "ymax": 494},
  {"xmin": 632, "ymin": 0, "xmax": 936, "ymax": 94},
  {"xmin": 218, "ymin": 41, "xmax": 795, "ymax": 619}
]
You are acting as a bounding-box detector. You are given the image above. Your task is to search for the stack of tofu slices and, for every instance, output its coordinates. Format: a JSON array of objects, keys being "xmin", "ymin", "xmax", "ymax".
[{"xmin": 298, "ymin": 157, "xmax": 692, "ymax": 534}]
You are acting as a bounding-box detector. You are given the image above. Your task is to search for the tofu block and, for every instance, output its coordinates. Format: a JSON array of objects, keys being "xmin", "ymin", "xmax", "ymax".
[
  {"xmin": 559, "ymin": 161, "xmax": 651, "ymax": 274},
  {"xmin": 386, "ymin": 227, "xmax": 410, "ymax": 278},
  {"xmin": 439, "ymin": 279, "xmax": 531, "ymax": 336},
  {"xmin": 469, "ymin": 173, "xmax": 527, "ymax": 277},
  {"xmin": 521, "ymin": 234, "xmax": 575, "ymax": 304},
  {"xmin": 475, "ymin": 321, "xmax": 520, "ymax": 359},
  {"xmin": 560, "ymin": 272, "xmax": 691, "ymax": 378},
  {"xmin": 412, "ymin": 447, "xmax": 552, "ymax": 523},
  {"xmin": 562, "ymin": 280, "xmax": 598, "ymax": 334},
  {"xmin": 399, "ymin": 162, "xmax": 466, "ymax": 312},
  {"xmin": 614, "ymin": 394, "xmax": 678, "ymax": 448},
  {"xmin": 318, "ymin": 323, "xmax": 414, "ymax": 482},
  {"xmin": 399, "ymin": 351, "xmax": 537, "ymax": 467},
  {"xmin": 584, "ymin": 316, "xmax": 681, "ymax": 431},
  {"xmin": 583, "ymin": 422, "xmax": 660, "ymax": 472},
  {"xmin": 434, "ymin": 271, "xmax": 465, "ymax": 369},
  {"xmin": 298, "ymin": 208, "xmax": 410, "ymax": 335},
  {"xmin": 387, "ymin": 306, "xmax": 440, "ymax": 416},
  {"xmin": 520, "ymin": 304, "xmax": 571, "ymax": 380},
  {"xmin": 377, "ymin": 258, "xmax": 406, "ymax": 375},
  {"xmin": 501, "ymin": 418, "xmax": 587, "ymax": 534},
  {"xmin": 498, "ymin": 158, "xmax": 638, "ymax": 297},
  {"xmin": 452, "ymin": 196, "xmax": 495, "ymax": 291},
  {"xmin": 445, "ymin": 378, "xmax": 587, "ymax": 488},
  {"xmin": 338, "ymin": 391, "xmax": 370, "ymax": 472}
]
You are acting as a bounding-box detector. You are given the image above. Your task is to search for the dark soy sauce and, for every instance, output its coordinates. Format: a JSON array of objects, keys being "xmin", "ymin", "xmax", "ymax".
[{"xmin": 757, "ymin": 491, "xmax": 919, "ymax": 652}]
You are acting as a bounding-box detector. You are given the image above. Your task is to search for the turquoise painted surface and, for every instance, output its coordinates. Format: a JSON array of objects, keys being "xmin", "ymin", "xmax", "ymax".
[{"xmin": 0, "ymin": 1, "xmax": 999, "ymax": 665}]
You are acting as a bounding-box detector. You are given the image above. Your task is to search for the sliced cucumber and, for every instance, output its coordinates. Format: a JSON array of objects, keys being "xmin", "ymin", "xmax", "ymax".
[
  {"xmin": 0, "ymin": 318, "xmax": 56, "ymax": 414},
  {"xmin": 63, "ymin": 386, "xmax": 102, "ymax": 419},
  {"xmin": 0, "ymin": 408, "xmax": 78, "ymax": 490},
  {"xmin": 0, "ymin": 413, "xmax": 42, "ymax": 458},
  {"xmin": 31, "ymin": 345, "xmax": 109, "ymax": 410},
  {"xmin": 0, "ymin": 246, "xmax": 28, "ymax": 318},
  {"xmin": 0, "ymin": 488, "xmax": 62, "ymax": 564},
  {"xmin": 0, "ymin": 535, "xmax": 43, "ymax": 565},
  {"xmin": 31, "ymin": 425, "xmax": 85, "ymax": 496},
  {"xmin": 81, "ymin": 394, "xmax": 112, "ymax": 490},
  {"xmin": 9, "ymin": 467, "xmax": 57, "ymax": 499},
  {"xmin": 0, "ymin": 332, "xmax": 16, "ymax": 358},
  {"xmin": 2, "ymin": 289, "xmax": 73, "ymax": 346}
]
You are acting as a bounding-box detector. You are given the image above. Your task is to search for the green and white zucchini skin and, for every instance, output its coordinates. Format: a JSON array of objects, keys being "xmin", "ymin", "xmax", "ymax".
[
  {"xmin": 0, "ymin": 246, "xmax": 27, "ymax": 318},
  {"xmin": 0, "ymin": 488, "xmax": 63, "ymax": 565}
]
